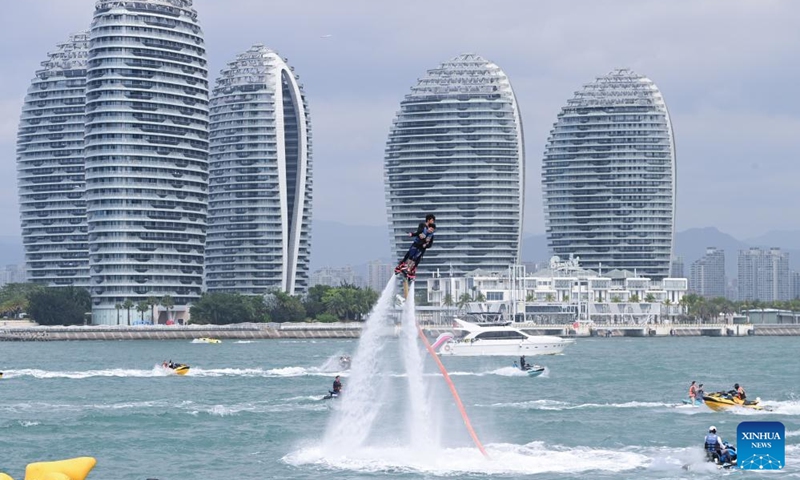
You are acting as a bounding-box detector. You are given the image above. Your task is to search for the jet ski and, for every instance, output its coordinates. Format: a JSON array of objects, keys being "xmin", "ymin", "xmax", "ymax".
[
  {"xmin": 0, "ymin": 372, "xmax": 3, "ymax": 379},
  {"xmin": 162, "ymin": 362, "xmax": 190, "ymax": 375},
  {"xmin": 322, "ymin": 390, "xmax": 340, "ymax": 400},
  {"xmin": 338, "ymin": 356, "xmax": 351, "ymax": 370},
  {"xmin": 526, "ymin": 366, "xmax": 545, "ymax": 377},
  {"xmin": 708, "ymin": 442, "xmax": 738, "ymax": 469},
  {"xmin": 516, "ymin": 362, "xmax": 545, "ymax": 377},
  {"xmin": 703, "ymin": 391, "xmax": 767, "ymax": 411}
]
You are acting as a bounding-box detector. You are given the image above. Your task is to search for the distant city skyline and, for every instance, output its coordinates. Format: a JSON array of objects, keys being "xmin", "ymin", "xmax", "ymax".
[{"xmin": 3, "ymin": 1, "xmax": 800, "ymax": 241}]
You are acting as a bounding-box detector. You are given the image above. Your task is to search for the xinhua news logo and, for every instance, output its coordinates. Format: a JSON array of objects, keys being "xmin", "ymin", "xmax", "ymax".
[{"xmin": 737, "ymin": 421, "xmax": 785, "ymax": 470}]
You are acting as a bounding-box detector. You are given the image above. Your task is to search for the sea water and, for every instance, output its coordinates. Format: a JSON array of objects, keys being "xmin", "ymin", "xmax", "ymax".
[{"xmin": 1, "ymin": 333, "xmax": 799, "ymax": 479}]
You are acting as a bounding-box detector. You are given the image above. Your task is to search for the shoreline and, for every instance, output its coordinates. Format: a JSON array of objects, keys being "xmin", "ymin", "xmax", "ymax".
[{"xmin": 1, "ymin": 322, "xmax": 799, "ymax": 341}]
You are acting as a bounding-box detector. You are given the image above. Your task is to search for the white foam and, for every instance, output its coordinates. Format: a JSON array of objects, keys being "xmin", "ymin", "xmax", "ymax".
[
  {"xmin": 479, "ymin": 399, "xmax": 672, "ymax": 411},
  {"xmin": 285, "ymin": 441, "xmax": 648, "ymax": 475}
]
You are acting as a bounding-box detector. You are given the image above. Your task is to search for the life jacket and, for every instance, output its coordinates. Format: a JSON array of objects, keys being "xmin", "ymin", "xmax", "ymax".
[
  {"xmin": 705, "ymin": 434, "xmax": 719, "ymax": 453},
  {"xmin": 737, "ymin": 386, "xmax": 746, "ymax": 399},
  {"xmin": 689, "ymin": 385, "xmax": 697, "ymax": 396}
]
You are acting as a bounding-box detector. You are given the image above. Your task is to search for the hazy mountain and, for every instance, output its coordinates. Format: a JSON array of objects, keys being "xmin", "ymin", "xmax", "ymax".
[
  {"xmin": 744, "ymin": 230, "xmax": 800, "ymax": 250},
  {"xmin": 4, "ymin": 223, "xmax": 799, "ymax": 278},
  {"xmin": 0, "ymin": 236, "xmax": 24, "ymax": 267},
  {"xmin": 309, "ymin": 220, "xmax": 392, "ymax": 272}
]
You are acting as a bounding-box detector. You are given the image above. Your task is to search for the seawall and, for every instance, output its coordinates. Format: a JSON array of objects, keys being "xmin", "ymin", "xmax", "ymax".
[
  {"xmin": 1, "ymin": 322, "xmax": 799, "ymax": 342},
  {"xmin": 0, "ymin": 323, "xmax": 361, "ymax": 342}
]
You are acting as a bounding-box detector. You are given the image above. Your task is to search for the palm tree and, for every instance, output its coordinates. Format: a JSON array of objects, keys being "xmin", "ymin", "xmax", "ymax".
[
  {"xmin": 525, "ymin": 292, "xmax": 535, "ymax": 302},
  {"xmin": 161, "ymin": 295, "xmax": 174, "ymax": 324},
  {"xmin": 442, "ymin": 294, "xmax": 454, "ymax": 308},
  {"xmin": 147, "ymin": 296, "xmax": 159, "ymax": 324},
  {"xmin": 644, "ymin": 293, "xmax": 656, "ymax": 303},
  {"xmin": 544, "ymin": 293, "xmax": 555, "ymax": 303},
  {"xmin": 473, "ymin": 292, "xmax": 486, "ymax": 303},
  {"xmin": 629, "ymin": 294, "xmax": 640, "ymax": 303},
  {"xmin": 115, "ymin": 303, "xmax": 122, "ymax": 326},
  {"xmin": 122, "ymin": 299, "xmax": 134, "ymax": 326},
  {"xmin": 457, "ymin": 293, "xmax": 472, "ymax": 312},
  {"xmin": 136, "ymin": 301, "xmax": 149, "ymax": 323}
]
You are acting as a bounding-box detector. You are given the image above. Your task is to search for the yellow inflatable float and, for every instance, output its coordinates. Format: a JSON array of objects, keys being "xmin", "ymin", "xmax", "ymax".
[{"xmin": 0, "ymin": 457, "xmax": 96, "ymax": 480}]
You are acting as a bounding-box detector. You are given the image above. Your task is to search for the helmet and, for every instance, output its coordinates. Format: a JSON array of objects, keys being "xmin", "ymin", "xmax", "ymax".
[
  {"xmin": 709, "ymin": 426, "xmax": 717, "ymax": 433},
  {"xmin": 734, "ymin": 383, "xmax": 740, "ymax": 388}
]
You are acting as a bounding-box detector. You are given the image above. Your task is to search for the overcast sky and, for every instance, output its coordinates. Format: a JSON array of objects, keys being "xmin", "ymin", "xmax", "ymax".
[{"xmin": 1, "ymin": 0, "xmax": 798, "ymax": 240}]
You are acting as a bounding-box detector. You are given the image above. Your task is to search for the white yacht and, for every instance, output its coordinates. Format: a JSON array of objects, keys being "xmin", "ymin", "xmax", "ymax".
[{"xmin": 432, "ymin": 318, "xmax": 574, "ymax": 357}]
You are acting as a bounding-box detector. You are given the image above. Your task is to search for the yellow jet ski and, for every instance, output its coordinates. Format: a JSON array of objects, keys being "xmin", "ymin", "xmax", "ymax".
[
  {"xmin": 703, "ymin": 391, "xmax": 766, "ymax": 411},
  {"xmin": 163, "ymin": 362, "xmax": 190, "ymax": 375},
  {"xmin": 1, "ymin": 456, "xmax": 96, "ymax": 480},
  {"xmin": 0, "ymin": 372, "xmax": 4, "ymax": 379}
]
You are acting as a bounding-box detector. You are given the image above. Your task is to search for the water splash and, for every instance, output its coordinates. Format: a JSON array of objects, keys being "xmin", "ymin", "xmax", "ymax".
[
  {"xmin": 399, "ymin": 281, "xmax": 436, "ymax": 454},
  {"xmin": 322, "ymin": 279, "xmax": 397, "ymax": 452}
]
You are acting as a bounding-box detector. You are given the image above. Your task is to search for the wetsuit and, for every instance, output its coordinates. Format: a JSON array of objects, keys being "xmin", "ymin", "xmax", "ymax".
[{"xmin": 332, "ymin": 379, "xmax": 342, "ymax": 394}]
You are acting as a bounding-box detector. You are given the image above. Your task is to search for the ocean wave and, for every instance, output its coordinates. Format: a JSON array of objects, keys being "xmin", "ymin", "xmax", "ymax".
[
  {"xmin": 1, "ymin": 367, "xmax": 175, "ymax": 379},
  {"xmin": 284, "ymin": 440, "xmax": 649, "ymax": 475},
  {"xmin": 478, "ymin": 399, "xmax": 673, "ymax": 410},
  {"xmin": 0, "ymin": 397, "xmax": 328, "ymax": 416}
]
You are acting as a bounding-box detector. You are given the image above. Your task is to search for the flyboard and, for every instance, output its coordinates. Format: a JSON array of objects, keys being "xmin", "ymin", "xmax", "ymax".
[{"xmin": 403, "ymin": 277, "xmax": 489, "ymax": 459}]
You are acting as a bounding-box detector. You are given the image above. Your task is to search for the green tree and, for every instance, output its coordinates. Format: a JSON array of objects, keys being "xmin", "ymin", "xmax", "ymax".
[
  {"xmin": 27, "ymin": 287, "xmax": 91, "ymax": 326},
  {"xmin": 115, "ymin": 303, "xmax": 122, "ymax": 326},
  {"xmin": 0, "ymin": 283, "xmax": 44, "ymax": 318},
  {"xmin": 136, "ymin": 301, "xmax": 149, "ymax": 323},
  {"xmin": 611, "ymin": 296, "xmax": 621, "ymax": 303},
  {"xmin": 147, "ymin": 296, "xmax": 160, "ymax": 324},
  {"xmin": 629, "ymin": 294, "xmax": 641, "ymax": 303},
  {"xmin": 190, "ymin": 292, "xmax": 267, "ymax": 324},
  {"xmin": 644, "ymin": 293, "xmax": 656, "ymax": 303},
  {"xmin": 303, "ymin": 284, "xmax": 332, "ymax": 318},
  {"xmin": 269, "ymin": 291, "xmax": 306, "ymax": 323},
  {"xmin": 322, "ymin": 289, "xmax": 347, "ymax": 319},
  {"xmin": 525, "ymin": 292, "xmax": 536, "ymax": 302},
  {"xmin": 442, "ymin": 294, "xmax": 454, "ymax": 307},
  {"xmin": 544, "ymin": 293, "xmax": 555, "ymax": 302},
  {"xmin": 457, "ymin": 293, "xmax": 472, "ymax": 312},
  {"xmin": 161, "ymin": 295, "xmax": 174, "ymax": 324},
  {"xmin": 122, "ymin": 299, "xmax": 134, "ymax": 326},
  {"xmin": 472, "ymin": 292, "xmax": 486, "ymax": 303}
]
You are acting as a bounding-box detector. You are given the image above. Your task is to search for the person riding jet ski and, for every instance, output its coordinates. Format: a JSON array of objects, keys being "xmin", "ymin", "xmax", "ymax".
[{"xmin": 704, "ymin": 426, "xmax": 735, "ymax": 466}]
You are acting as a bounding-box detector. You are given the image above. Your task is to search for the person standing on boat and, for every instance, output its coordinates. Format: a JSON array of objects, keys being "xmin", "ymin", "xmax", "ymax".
[{"xmin": 688, "ymin": 381, "xmax": 698, "ymax": 404}]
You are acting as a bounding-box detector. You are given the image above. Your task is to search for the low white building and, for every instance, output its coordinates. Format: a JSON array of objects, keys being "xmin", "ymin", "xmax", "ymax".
[{"xmin": 425, "ymin": 257, "xmax": 688, "ymax": 325}]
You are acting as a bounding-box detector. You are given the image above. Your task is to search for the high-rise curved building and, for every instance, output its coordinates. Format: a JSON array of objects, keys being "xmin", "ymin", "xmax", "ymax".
[
  {"xmin": 17, "ymin": 31, "xmax": 90, "ymax": 287},
  {"xmin": 385, "ymin": 53, "xmax": 524, "ymax": 279},
  {"xmin": 205, "ymin": 45, "xmax": 312, "ymax": 295},
  {"xmin": 542, "ymin": 68, "xmax": 676, "ymax": 278},
  {"xmin": 85, "ymin": 0, "xmax": 209, "ymax": 324}
]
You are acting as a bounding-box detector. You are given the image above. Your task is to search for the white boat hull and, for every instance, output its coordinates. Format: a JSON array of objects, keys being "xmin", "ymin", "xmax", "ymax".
[{"xmin": 439, "ymin": 337, "xmax": 573, "ymax": 357}]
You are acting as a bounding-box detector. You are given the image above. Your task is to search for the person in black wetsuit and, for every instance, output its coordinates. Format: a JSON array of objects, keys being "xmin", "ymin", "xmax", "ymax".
[
  {"xmin": 332, "ymin": 375, "xmax": 342, "ymax": 395},
  {"xmin": 394, "ymin": 214, "xmax": 436, "ymax": 278}
]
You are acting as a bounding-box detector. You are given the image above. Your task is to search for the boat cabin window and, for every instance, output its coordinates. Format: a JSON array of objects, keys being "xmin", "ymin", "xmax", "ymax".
[{"xmin": 474, "ymin": 331, "xmax": 526, "ymax": 340}]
